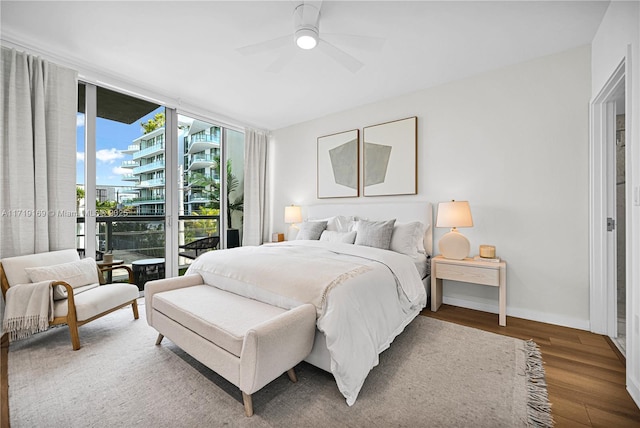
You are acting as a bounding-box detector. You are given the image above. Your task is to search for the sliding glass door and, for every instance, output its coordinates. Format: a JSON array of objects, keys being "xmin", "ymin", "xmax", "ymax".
[
  {"xmin": 77, "ymin": 83, "xmax": 245, "ymax": 285},
  {"xmin": 78, "ymin": 83, "xmax": 167, "ymax": 286}
]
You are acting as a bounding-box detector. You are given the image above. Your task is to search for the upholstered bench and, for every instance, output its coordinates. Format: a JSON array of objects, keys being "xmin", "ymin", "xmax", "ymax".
[{"xmin": 145, "ymin": 274, "xmax": 316, "ymax": 417}]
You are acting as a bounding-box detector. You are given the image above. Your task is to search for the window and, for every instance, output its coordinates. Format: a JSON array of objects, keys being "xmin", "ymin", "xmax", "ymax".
[{"xmin": 77, "ymin": 84, "xmax": 244, "ymax": 280}]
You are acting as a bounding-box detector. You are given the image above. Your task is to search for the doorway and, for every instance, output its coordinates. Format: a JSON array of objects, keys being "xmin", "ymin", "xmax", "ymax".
[
  {"xmin": 614, "ymin": 110, "xmax": 626, "ymax": 354},
  {"xmin": 589, "ymin": 59, "xmax": 627, "ymax": 355}
]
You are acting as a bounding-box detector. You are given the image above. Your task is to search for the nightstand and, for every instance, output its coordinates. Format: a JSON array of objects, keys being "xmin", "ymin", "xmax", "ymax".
[{"xmin": 431, "ymin": 255, "xmax": 507, "ymax": 326}]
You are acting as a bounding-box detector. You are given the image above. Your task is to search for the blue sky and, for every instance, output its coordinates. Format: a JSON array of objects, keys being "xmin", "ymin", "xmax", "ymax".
[{"xmin": 76, "ymin": 107, "xmax": 164, "ymax": 187}]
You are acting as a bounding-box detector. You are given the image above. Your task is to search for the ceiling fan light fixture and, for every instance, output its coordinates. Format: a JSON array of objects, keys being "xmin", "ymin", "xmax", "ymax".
[{"xmin": 295, "ymin": 28, "xmax": 318, "ymax": 50}]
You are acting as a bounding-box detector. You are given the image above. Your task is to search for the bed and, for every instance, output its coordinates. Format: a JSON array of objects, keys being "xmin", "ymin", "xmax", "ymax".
[{"xmin": 185, "ymin": 201, "xmax": 432, "ymax": 406}]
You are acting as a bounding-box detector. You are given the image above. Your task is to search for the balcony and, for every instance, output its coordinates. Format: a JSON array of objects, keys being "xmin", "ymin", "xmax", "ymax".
[
  {"xmin": 121, "ymin": 174, "xmax": 139, "ymax": 182},
  {"xmin": 187, "ymin": 154, "xmax": 216, "ymax": 172},
  {"xmin": 133, "ymin": 160, "xmax": 165, "ymax": 174},
  {"xmin": 121, "ymin": 144, "xmax": 140, "ymax": 155},
  {"xmin": 121, "ymin": 160, "xmax": 139, "ymax": 169},
  {"xmin": 187, "ymin": 134, "xmax": 220, "ymax": 155},
  {"xmin": 187, "ymin": 194, "xmax": 212, "ymax": 204},
  {"xmin": 138, "ymin": 178, "xmax": 165, "ymax": 188},
  {"xmin": 131, "ymin": 196, "xmax": 165, "ymax": 206},
  {"xmin": 76, "ymin": 214, "xmax": 221, "ymax": 273},
  {"xmin": 133, "ymin": 142, "xmax": 164, "ymax": 160}
]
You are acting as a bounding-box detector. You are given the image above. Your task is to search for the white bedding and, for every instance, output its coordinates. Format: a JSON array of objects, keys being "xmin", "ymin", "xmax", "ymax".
[{"xmin": 186, "ymin": 240, "xmax": 427, "ymax": 406}]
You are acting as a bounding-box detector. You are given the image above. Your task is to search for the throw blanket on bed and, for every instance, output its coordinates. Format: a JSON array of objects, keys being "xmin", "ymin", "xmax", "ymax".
[
  {"xmin": 186, "ymin": 240, "xmax": 427, "ymax": 407},
  {"xmin": 2, "ymin": 280, "xmax": 54, "ymax": 341},
  {"xmin": 186, "ymin": 244, "xmax": 372, "ymax": 316}
]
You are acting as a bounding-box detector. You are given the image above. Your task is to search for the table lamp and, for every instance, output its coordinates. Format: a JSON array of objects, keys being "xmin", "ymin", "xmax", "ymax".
[
  {"xmin": 284, "ymin": 205, "xmax": 303, "ymax": 240},
  {"xmin": 436, "ymin": 200, "xmax": 473, "ymax": 260}
]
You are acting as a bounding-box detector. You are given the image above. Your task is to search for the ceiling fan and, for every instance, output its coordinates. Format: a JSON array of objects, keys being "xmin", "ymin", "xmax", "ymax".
[{"xmin": 237, "ymin": 1, "xmax": 385, "ymax": 73}]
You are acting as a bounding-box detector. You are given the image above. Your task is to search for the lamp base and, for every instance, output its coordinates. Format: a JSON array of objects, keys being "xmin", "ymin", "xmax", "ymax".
[
  {"xmin": 287, "ymin": 224, "xmax": 299, "ymax": 241},
  {"xmin": 439, "ymin": 229, "xmax": 470, "ymax": 260}
]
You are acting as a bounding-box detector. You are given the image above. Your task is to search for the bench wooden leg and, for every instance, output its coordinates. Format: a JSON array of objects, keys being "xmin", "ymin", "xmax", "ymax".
[
  {"xmin": 131, "ymin": 300, "xmax": 139, "ymax": 319},
  {"xmin": 242, "ymin": 392, "xmax": 253, "ymax": 417},
  {"xmin": 287, "ymin": 368, "xmax": 297, "ymax": 383},
  {"xmin": 155, "ymin": 333, "xmax": 164, "ymax": 345}
]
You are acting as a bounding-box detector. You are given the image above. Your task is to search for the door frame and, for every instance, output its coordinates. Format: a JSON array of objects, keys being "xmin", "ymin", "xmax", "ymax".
[{"xmin": 589, "ymin": 59, "xmax": 625, "ymax": 336}]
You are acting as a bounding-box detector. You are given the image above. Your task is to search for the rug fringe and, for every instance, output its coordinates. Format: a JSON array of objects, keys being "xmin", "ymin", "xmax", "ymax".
[{"xmin": 524, "ymin": 340, "xmax": 554, "ymax": 427}]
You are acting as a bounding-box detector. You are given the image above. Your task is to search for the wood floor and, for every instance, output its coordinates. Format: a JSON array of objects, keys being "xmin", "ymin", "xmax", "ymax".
[{"xmin": 422, "ymin": 304, "xmax": 640, "ymax": 427}]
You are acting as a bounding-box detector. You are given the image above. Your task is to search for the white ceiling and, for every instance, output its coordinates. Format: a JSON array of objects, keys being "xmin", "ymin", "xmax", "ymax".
[{"xmin": 1, "ymin": 1, "xmax": 609, "ymax": 130}]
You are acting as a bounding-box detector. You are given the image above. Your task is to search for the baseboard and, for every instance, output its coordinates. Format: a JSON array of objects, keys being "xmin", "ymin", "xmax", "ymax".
[
  {"xmin": 442, "ymin": 296, "xmax": 591, "ymax": 331},
  {"xmin": 628, "ymin": 375, "xmax": 640, "ymax": 410}
]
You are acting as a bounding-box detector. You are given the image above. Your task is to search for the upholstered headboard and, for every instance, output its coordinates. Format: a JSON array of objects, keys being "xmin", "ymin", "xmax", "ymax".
[{"xmin": 305, "ymin": 201, "xmax": 433, "ymax": 255}]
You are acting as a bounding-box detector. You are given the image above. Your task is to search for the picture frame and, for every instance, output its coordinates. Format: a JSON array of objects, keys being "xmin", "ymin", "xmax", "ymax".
[
  {"xmin": 363, "ymin": 116, "xmax": 417, "ymax": 196},
  {"xmin": 317, "ymin": 129, "xmax": 359, "ymax": 198}
]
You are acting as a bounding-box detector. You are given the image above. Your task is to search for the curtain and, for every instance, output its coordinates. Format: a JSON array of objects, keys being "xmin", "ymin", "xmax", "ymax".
[
  {"xmin": 242, "ymin": 129, "xmax": 268, "ymax": 246},
  {"xmin": 0, "ymin": 47, "xmax": 78, "ymax": 259}
]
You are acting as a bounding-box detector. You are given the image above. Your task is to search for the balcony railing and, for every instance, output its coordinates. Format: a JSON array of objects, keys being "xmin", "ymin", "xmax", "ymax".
[
  {"xmin": 76, "ymin": 214, "xmax": 221, "ymax": 274},
  {"xmin": 121, "ymin": 160, "xmax": 139, "ymax": 168},
  {"xmin": 122, "ymin": 144, "xmax": 140, "ymax": 154},
  {"xmin": 187, "ymin": 134, "xmax": 220, "ymax": 155},
  {"xmin": 138, "ymin": 178, "xmax": 165, "ymax": 188},
  {"xmin": 131, "ymin": 196, "xmax": 165, "ymax": 205},
  {"xmin": 133, "ymin": 142, "xmax": 164, "ymax": 160},
  {"xmin": 133, "ymin": 160, "xmax": 165, "ymax": 174},
  {"xmin": 191, "ymin": 133, "xmax": 220, "ymax": 144}
]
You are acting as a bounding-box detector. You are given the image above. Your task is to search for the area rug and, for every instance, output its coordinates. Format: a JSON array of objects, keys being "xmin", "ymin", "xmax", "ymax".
[{"xmin": 7, "ymin": 300, "xmax": 552, "ymax": 427}]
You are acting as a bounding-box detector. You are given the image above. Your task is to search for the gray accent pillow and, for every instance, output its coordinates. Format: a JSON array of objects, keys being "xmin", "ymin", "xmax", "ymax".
[
  {"xmin": 295, "ymin": 220, "xmax": 328, "ymax": 240},
  {"xmin": 354, "ymin": 219, "xmax": 396, "ymax": 249}
]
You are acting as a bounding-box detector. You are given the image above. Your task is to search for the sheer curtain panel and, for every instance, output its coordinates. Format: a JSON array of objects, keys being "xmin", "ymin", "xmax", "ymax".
[
  {"xmin": 0, "ymin": 47, "xmax": 78, "ymax": 259},
  {"xmin": 242, "ymin": 129, "xmax": 268, "ymax": 246}
]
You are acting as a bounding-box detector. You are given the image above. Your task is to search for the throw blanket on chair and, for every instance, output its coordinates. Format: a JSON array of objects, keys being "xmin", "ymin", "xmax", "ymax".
[{"xmin": 2, "ymin": 280, "xmax": 54, "ymax": 341}]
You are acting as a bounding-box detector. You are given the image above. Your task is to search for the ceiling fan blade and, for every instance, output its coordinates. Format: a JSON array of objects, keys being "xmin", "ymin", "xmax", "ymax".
[
  {"xmin": 322, "ymin": 33, "xmax": 386, "ymax": 52},
  {"xmin": 317, "ymin": 39, "xmax": 363, "ymax": 73},
  {"xmin": 237, "ymin": 35, "xmax": 291, "ymax": 56},
  {"xmin": 265, "ymin": 49, "xmax": 297, "ymax": 73}
]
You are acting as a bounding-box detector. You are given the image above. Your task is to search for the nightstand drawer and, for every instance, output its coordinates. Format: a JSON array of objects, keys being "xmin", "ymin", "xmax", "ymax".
[{"xmin": 436, "ymin": 263, "xmax": 499, "ymax": 287}]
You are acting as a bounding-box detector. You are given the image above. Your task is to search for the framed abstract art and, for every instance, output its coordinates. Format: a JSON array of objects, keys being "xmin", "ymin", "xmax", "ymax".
[
  {"xmin": 363, "ymin": 116, "xmax": 417, "ymax": 196},
  {"xmin": 317, "ymin": 129, "xmax": 359, "ymax": 198}
]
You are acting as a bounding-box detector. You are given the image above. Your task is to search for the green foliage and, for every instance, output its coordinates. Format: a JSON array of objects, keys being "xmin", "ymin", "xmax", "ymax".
[
  {"xmin": 141, "ymin": 112, "xmax": 165, "ymax": 134},
  {"xmin": 185, "ymin": 207, "xmax": 220, "ymax": 241},
  {"xmin": 188, "ymin": 156, "xmax": 243, "ymax": 229}
]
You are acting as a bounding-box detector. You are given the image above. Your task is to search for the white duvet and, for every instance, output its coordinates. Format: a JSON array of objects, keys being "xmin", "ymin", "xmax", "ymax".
[{"xmin": 186, "ymin": 240, "xmax": 427, "ymax": 405}]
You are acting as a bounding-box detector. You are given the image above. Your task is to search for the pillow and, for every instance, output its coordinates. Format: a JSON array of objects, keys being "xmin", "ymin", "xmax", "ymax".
[
  {"xmin": 310, "ymin": 215, "xmax": 355, "ymax": 233},
  {"xmin": 320, "ymin": 230, "xmax": 357, "ymax": 244},
  {"xmin": 328, "ymin": 215, "xmax": 355, "ymax": 233},
  {"xmin": 390, "ymin": 221, "xmax": 425, "ymax": 257},
  {"xmin": 354, "ymin": 219, "xmax": 396, "ymax": 249},
  {"xmin": 295, "ymin": 220, "xmax": 328, "ymax": 240},
  {"xmin": 25, "ymin": 257, "xmax": 100, "ymax": 300},
  {"xmin": 418, "ymin": 223, "xmax": 430, "ymax": 254}
]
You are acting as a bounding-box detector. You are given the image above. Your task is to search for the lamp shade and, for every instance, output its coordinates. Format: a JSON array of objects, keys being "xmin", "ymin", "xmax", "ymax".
[
  {"xmin": 436, "ymin": 201, "xmax": 473, "ymax": 228},
  {"xmin": 284, "ymin": 205, "xmax": 302, "ymax": 224}
]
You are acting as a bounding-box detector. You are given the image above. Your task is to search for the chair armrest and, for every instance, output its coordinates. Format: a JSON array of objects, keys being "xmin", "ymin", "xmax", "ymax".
[
  {"xmin": 240, "ymin": 303, "xmax": 316, "ymax": 394},
  {"xmin": 144, "ymin": 274, "xmax": 204, "ymax": 325},
  {"xmin": 51, "ymin": 281, "xmax": 77, "ymax": 321},
  {"xmin": 99, "ymin": 265, "xmax": 134, "ymax": 284}
]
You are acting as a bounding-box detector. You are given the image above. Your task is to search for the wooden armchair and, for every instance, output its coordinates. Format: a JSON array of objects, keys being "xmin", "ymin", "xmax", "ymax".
[
  {"xmin": 0, "ymin": 249, "xmax": 139, "ymax": 350},
  {"xmin": 178, "ymin": 236, "xmax": 220, "ymax": 260}
]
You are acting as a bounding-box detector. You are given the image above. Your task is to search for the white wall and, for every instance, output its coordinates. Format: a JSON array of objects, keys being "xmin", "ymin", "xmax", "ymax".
[
  {"xmin": 591, "ymin": 0, "xmax": 640, "ymax": 409},
  {"xmin": 270, "ymin": 45, "xmax": 591, "ymax": 329}
]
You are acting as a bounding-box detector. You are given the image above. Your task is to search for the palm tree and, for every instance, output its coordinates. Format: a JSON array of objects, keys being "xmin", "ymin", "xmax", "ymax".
[{"xmin": 188, "ymin": 157, "xmax": 243, "ymax": 229}]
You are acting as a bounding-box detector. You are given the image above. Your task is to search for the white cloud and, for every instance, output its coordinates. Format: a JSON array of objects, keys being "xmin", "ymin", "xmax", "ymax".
[
  {"xmin": 96, "ymin": 148, "xmax": 124, "ymax": 164},
  {"xmin": 112, "ymin": 166, "xmax": 130, "ymax": 175},
  {"xmin": 77, "ymin": 151, "xmax": 85, "ymax": 162},
  {"xmin": 76, "ymin": 113, "xmax": 84, "ymax": 127}
]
